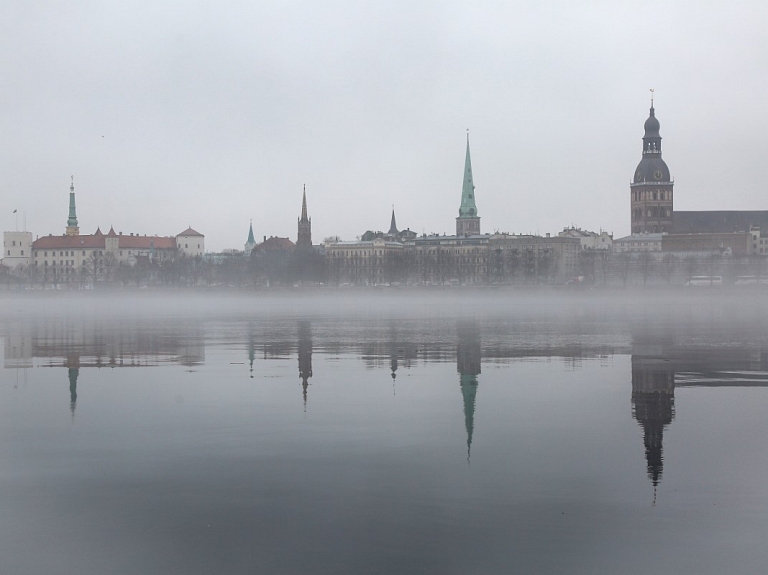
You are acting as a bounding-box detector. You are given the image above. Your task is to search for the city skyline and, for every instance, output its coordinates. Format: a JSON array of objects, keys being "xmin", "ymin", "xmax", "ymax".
[{"xmin": 3, "ymin": 2, "xmax": 767, "ymax": 252}]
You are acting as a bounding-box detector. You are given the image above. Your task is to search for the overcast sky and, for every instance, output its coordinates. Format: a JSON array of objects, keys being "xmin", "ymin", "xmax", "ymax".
[{"xmin": 2, "ymin": 1, "xmax": 767, "ymax": 251}]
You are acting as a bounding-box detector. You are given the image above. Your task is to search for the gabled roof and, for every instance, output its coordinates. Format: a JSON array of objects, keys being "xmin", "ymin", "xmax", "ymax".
[
  {"xmin": 177, "ymin": 227, "xmax": 204, "ymax": 237},
  {"xmin": 119, "ymin": 236, "xmax": 176, "ymax": 250},
  {"xmin": 107, "ymin": 226, "xmax": 118, "ymax": 237}
]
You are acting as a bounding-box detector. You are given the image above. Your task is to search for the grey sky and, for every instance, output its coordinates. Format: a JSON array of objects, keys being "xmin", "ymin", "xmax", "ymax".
[{"xmin": 2, "ymin": 1, "xmax": 767, "ymax": 251}]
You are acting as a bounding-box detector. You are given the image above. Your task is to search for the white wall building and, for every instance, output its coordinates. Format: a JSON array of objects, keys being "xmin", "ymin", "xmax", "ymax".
[
  {"xmin": 2, "ymin": 231, "xmax": 33, "ymax": 268},
  {"xmin": 558, "ymin": 227, "xmax": 613, "ymax": 251},
  {"xmin": 176, "ymin": 227, "xmax": 205, "ymax": 257}
]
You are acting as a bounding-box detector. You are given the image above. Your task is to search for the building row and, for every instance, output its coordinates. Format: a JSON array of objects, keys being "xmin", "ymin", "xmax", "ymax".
[
  {"xmin": 616, "ymin": 97, "xmax": 768, "ymax": 256},
  {"xmin": 5, "ymin": 98, "xmax": 767, "ymax": 286},
  {"xmin": 2, "ymin": 178, "xmax": 204, "ymax": 283}
]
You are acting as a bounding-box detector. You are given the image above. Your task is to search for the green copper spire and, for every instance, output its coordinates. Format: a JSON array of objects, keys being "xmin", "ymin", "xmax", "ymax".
[
  {"xmin": 458, "ymin": 135, "xmax": 477, "ymax": 218},
  {"xmin": 67, "ymin": 176, "xmax": 78, "ymax": 227},
  {"xmin": 247, "ymin": 220, "xmax": 255, "ymax": 244}
]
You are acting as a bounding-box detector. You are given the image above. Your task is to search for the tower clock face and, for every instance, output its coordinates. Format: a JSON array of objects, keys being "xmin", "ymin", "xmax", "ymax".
[{"xmin": 654, "ymin": 170, "xmax": 663, "ymax": 180}]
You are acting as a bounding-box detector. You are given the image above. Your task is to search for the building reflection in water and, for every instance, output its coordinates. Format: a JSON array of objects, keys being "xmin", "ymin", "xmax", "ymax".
[
  {"xmin": 3, "ymin": 320, "xmax": 205, "ymax": 418},
  {"xmin": 247, "ymin": 324, "xmax": 256, "ymax": 378},
  {"xmin": 630, "ymin": 340, "xmax": 675, "ymax": 494},
  {"xmin": 457, "ymin": 321, "xmax": 481, "ymax": 462},
  {"xmin": 297, "ymin": 321, "xmax": 313, "ymax": 410},
  {"xmin": 68, "ymin": 364, "xmax": 79, "ymax": 420},
  {"xmin": 630, "ymin": 337, "xmax": 768, "ymax": 499}
]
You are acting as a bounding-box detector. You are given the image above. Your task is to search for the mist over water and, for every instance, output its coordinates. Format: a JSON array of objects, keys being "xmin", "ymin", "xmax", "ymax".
[{"xmin": 2, "ymin": 291, "xmax": 768, "ymax": 574}]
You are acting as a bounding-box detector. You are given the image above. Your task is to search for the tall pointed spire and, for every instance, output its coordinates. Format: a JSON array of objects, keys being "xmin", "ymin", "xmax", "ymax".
[
  {"xmin": 388, "ymin": 207, "xmax": 398, "ymax": 236},
  {"xmin": 456, "ymin": 132, "xmax": 480, "ymax": 236},
  {"xmin": 244, "ymin": 220, "xmax": 256, "ymax": 256},
  {"xmin": 299, "ymin": 185, "xmax": 309, "ymax": 224},
  {"xmin": 297, "ymin": 186, "xmax": 312, "ymax": 249},
  {"xmin": 66, "ymin": 176, "xmax": 80, "ymax": 236}
]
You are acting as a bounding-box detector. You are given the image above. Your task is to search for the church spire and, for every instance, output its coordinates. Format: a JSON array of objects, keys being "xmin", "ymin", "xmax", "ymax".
[
  {"xmin": 244, "ymin": 220, "xmax": 256, "ymax": 256},
  {"xmin": 456, "ymin": 132, "xmax": 480, "ymax": 236},
  {"xmin": 388, "ymin": 207, "xmax": 398, "ymax": 236},
  {"xmin": 297, "ymin": 186, "xmax": 312, "ymax": 248},
  {"xmin": 66, "ymin": 176, "xmax": 79, "ymax": 236},
  {"xmin": 300, "ymin": 185, "xmax": 309, "ymax": 224}
]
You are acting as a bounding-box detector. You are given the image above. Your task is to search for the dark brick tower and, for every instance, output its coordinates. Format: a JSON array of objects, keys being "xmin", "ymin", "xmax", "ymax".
[{"xmin": 630, "ymin": 96, "xmax": 674, "ymax": 234}]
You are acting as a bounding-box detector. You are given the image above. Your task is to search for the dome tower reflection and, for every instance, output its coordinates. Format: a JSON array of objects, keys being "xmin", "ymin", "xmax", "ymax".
[{"xmin": 631, "ymin": 341, "xmax": 676, "ymax": 493}]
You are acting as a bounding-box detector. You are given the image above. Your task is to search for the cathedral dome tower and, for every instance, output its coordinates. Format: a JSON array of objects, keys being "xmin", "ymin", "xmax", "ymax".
[{"xmin": 630, "ymin": 95, "xmax": 674, "ymax": 234}]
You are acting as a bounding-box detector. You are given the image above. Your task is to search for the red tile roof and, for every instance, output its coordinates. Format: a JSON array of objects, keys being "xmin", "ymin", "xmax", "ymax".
[
  {"xmin": 255, "ymin": 236, "xmax": 295, "ymax": 251},
  {"xmin": 118, "ymin": 236, "xmax": 176, "ymax": 250},
  {"xmin": 33, "ymin": 234, "xmax": 106, "ymax": 249},
  {"xmin": 33, "ymin": 232, "xmax": 176, "ymax": 251}
]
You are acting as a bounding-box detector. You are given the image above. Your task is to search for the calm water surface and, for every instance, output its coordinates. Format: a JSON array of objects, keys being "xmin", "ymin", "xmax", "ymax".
[{"xmin": 1, "ymin": 293, "xmax": 767, "ymax": 574}]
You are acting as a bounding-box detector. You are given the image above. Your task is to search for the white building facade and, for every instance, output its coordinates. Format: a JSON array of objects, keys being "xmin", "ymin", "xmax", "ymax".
[{"xmin": 2, "ymin": 231, "xmax": 33, "ymax": 269}]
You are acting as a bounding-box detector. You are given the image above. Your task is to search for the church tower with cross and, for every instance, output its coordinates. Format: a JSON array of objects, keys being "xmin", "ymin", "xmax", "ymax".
[
  {"xmin": 297, "ymin": 185, "xmax": 312, "ymax": 249},
  {"xmin": 630, "ymin": 91, "xmax": 674, "ymax": 234},
  {"xmin": 456, "ymin": 133, "xmax": 480, "ymax": 237}
]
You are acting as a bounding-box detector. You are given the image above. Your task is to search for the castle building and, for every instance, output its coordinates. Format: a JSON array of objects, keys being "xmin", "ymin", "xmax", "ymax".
[
  {"xmin": 297, "ymin": 186, "xmax": 312, "ymax": 249},
  {"xmin": 456, "ymin": 135, "xmax": 480, "ymax": 237},
  {"xmin": 630, "ymin": 99, "xmax": 674, "ymax": 234},
  {"xmin": 29, "ymin": 180, "xmax": 203, "ymax": 283}
]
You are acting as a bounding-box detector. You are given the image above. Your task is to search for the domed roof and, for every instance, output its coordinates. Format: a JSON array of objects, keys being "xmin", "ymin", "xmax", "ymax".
[
  {"xmin": 634, "ymin": 156, "xmax": 670, "ymax": 183},
  {"xmin": 644, "ymin": 106, "xmax": 660, "ymax": 137}
]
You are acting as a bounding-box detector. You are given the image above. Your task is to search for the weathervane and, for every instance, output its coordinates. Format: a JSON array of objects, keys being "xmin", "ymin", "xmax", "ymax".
[{"xmin": 650, "ymin": 88, "xmax": 655, "ymax": 107}]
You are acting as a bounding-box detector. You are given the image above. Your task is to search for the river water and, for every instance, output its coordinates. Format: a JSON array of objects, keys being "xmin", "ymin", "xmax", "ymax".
[{"xmin": 1, "ymin": 292, "xmax": 767, "ymax": 574}]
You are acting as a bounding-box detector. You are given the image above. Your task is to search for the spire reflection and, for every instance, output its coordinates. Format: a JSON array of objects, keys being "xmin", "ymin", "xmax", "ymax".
[
  {"xmin": 457, "ymin": 321, "xmax": 481, "ymax": 461},
  {"xmin": 68, "ymin": 364, "xmax": 79, "ymax": 420},
  {"xmin": 297, "ymin": 321, "xmax": 313, "ymax": 410}
]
